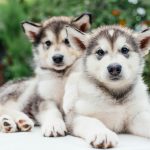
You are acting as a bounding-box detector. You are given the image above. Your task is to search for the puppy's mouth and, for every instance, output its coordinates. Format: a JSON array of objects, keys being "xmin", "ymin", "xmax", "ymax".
[
  {"xmin": 109, "ymin": 75, "xmax": 122, "ymax": 81},
  {"xmin": 41, "ymin": 63, "xmax": 72, "ymax": 74},
  {"xmin": 53, "ymin": 63, "xmax": 66, "ymax": 70}
]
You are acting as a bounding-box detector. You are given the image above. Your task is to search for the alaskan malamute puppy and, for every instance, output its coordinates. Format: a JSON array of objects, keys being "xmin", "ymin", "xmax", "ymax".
[
  {"xmin": 0, "ymin": 13, "xmax": 92, "ymax": 137},
  {"xmin": 63, "ymin": 25, "xmax": 150, "ymax": 148}
]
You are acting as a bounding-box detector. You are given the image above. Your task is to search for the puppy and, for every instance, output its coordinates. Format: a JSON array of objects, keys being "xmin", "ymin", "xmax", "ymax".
[
  {"xmin": 0, "ymin": 13, "xmax": 92, "ymax": 136},
  {"xmin": 63, "ymin": 25, "xmax": 150, "ymax": 148}
]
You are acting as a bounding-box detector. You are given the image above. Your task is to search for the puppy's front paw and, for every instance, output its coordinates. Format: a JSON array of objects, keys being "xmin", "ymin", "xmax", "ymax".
[
  {"xmin": 87, "ymin": 129, "xmax": 119, "ymax": 149},
  {"xmin": 0, "ymin": 115, "xmax": 17, "ymax": 133},
  {"xmin": 42, "ymin": 118, "xmax": 67, "ymax": 137},
  {"xmin": 16, "ymin": 116, "xmax": 34, "ymax": 132}
]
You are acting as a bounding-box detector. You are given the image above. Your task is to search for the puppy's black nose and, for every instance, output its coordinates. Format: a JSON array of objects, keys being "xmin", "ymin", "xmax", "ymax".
[
  {"xmin": 107, "ymin": 63, "xmax": 122, "ymax": 76},
  {"xmin": 52, "ymin": 54, "xmax": 64, "ymax": 64}
]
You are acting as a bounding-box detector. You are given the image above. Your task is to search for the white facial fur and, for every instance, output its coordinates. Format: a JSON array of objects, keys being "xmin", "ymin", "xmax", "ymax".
[
  {"xmin": 66, "ymin": 25, "xmax": 150, "ymax": 90},
  {"xmin": 85, "ymin": 35, "xmax": 142, "ymax": 89},
  {"xmin": 34, "ymin": 29, "xmax": 82, "ymax": 71}
]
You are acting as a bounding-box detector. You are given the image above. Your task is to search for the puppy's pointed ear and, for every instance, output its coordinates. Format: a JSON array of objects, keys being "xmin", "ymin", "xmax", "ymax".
[
  {"xmin": 135, "ymin": 28, "xmax": 150, "ymax": 56},
  {"xmin": 66, "ymin": 26, "xmax": 88, "ymax": 51},
  {"xmin": 21, "ymin": 21, "xmax": 42, "ymax": 42},
  {"xmin": 72, "ymin": 13, "xmax": 92, "ymax": 32}
]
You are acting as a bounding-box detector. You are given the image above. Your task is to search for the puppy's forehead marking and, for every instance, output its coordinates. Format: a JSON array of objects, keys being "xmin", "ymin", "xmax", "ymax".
[
  {"xmin": 35, "ymin": 20, "xmax": 69, "ymax": 45},
  {"xmin": 43, "ymin": 16, "xmax": 71, "ymax": 27},
  {"xmin": 99, "ymin": 38, "xmax": 111, "ymax": 50},
  {"xmin": 44, "ymin": 30, "xmax": 55, "ymax": 41},
  {"xmin": 108, "ymin": 29, "xmax": 114, "ymax": 37},
  {"xmin": 115, "ymin": 36, "xmax": 126, "ymax": 48},
  {"xmin": 46, "ymin": 21, "xmax": 67, "ymax": 41},
  {"xmin": 60, "ymin": 29, "xmax": 67, "ymax": 39}
]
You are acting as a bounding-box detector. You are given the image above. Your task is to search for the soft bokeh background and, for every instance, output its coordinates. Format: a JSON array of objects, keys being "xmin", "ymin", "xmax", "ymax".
[{"xmin": 0, "ymin": 0, "xmax": 150, "ymax": 89}]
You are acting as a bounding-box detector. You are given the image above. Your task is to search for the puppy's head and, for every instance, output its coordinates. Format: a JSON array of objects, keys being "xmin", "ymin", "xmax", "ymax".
[
  {"xmin": 66, "ymin": 25, "xmax": 150, "ymax": 90},
  {"xmin": 22, "ymin": 13, "xmax": 92, "ymax": 72}
]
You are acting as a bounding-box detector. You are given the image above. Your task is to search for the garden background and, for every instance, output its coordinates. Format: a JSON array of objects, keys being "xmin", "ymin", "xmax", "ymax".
[{"xmin": 0, "ymin": 0, "xmax": 150, "ymax": 89}]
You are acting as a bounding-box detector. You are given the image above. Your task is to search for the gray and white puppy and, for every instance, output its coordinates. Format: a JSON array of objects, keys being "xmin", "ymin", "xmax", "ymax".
[
  {"xmin": 0, "ymin": 13, "xmax": 92, "ymax": 136},
  {"xmin": 63, "ymin": 25, "xmax": 150, "ymax": 148}
]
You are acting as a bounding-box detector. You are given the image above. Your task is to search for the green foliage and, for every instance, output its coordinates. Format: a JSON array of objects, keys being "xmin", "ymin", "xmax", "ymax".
[
  {"xmin": 0, "ymin": 0, "xmax": 32, "ymax": 80},
  {"xmin": 0, "ymin": 0, "xmax": 150, "ymax": 89}
]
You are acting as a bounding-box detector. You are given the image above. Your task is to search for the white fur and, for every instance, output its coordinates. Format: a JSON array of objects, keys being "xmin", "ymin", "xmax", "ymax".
[
  {"xmin": 64, "ymin": 25, "xmax": 150, "ymax": 148},
  {"xmin": 108, "ymin": 29, "xmax": 114, "ymax": 37},
  {"xmin": 0, "ymin": 15, "xmax": 91, "ymax": 136},
  {"xmin": 18, "ymin": 79, "xmax": 37, "ymax": 110},
  {"xmin": 64, "ymin": 71, "xmax": 150, "ymax": 148},
  {"xmin": 35, "ymin": 99, "xmax": 67, "ymax": 137},
  {"xmin": 72, "ymin": 115, "xmax": 119, "ymax": 148}
]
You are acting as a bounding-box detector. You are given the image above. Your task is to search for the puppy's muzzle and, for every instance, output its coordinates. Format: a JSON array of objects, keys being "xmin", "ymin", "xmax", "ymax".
[
  {"xmin": 52, "ymin": 54, "xmax": 64, "ymax": 64},
  {"xmin": 107, "ymin": 63, "xmax": 122, "ymax": 77}
]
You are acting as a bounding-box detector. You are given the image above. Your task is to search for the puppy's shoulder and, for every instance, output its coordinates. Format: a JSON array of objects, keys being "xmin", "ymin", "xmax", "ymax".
[
  {"xmin": 132, "ymin": 77, "xmax": 149, "ymax": 103},
  {"xmin": 67, "ymin": 72, "xmax": 84, "ymax": 84}
]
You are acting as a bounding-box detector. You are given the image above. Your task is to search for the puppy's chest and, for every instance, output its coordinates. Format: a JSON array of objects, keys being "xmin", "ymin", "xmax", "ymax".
[
  {"xmin": 75, "ymin": 80, "xmax": 127, "ymax": 132},
  {"xmin": 37, "ymin": 77, "xmax": 64, "ymax": 104}
]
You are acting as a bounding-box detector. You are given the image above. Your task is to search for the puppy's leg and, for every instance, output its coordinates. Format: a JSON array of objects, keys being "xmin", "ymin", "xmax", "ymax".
[
  {"xmin": 37, "ymin": 101, "xmax": 67, "ymax": 137},
  {"xmin": 128, "ymin": 111, "xmax": 150, "ymax": 138},
  {"xmin": 0, "ymin": 109, "xmax": 34, "ymax": 132},
  {"xmin": 63, "ymin": 80, "xmax": 78, "ymax": 114},
  {"xmin": 70, "ymin": 115, "xmax": 119, "ymax": 149}
]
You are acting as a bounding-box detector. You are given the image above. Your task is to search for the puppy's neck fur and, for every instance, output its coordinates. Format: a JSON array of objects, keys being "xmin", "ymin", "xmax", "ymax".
[
  {"xmin": 86, "ymin": 73, "xmax": 135, "ymax": 104},
  {"xmin": 40, "ymin": 66, "xmax": 71, "ymax": 77},
  {"xmin": 35, "ymin": 67, "xmax": 71, "ymax": 79}
]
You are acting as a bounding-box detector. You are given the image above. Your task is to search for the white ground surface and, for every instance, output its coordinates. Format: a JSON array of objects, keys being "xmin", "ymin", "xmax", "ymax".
[{"xmin": 0, "ymin": 127, "xmax": 150, "ymax": 150}]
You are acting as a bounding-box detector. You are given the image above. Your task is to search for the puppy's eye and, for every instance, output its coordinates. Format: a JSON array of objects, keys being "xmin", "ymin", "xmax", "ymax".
[
  {"xmin": 121, "ymin": 47, "xmax": 129, "ymax": 55},
  {"xmin": 45, "ymin": 40, "xmax": 51, "ymax": 47},
  {"xmin": 64, "ymin": 39, "xmax": 70, "ymax": 46},
  {"xmin": 96, "ymin": 49, "xmax": 105, "ymax": 56}
]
